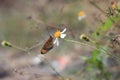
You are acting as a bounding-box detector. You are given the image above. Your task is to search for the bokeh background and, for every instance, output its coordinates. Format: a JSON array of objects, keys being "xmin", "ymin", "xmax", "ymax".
[{"xmin": 0, "ymin": 0, "xmax": 120, "ymax": 80}]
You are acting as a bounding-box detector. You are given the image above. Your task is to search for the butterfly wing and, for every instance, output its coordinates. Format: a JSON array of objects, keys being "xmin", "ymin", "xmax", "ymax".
[{"xmin": 41, "ymin": 36, "xmax": 54, "ymax": 54}]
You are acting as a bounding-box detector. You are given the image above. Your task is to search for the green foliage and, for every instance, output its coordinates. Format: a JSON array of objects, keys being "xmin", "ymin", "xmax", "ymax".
[
  {"xmin": 85, "ymin": 49, "xmax": 103, "ymax": 70},
  {"xmin": 93, "ymin": 15, "xmax": 120, "ymax": 38},
  {"xmin": 89, "ymin": 0, "xmax": 120, "ymax": 39},
  {"xmin": 83, "ymin": 43, "xmax": 111, "ymax": 80}
]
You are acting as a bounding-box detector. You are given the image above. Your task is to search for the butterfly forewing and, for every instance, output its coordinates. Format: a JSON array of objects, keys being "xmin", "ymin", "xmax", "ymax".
[{"xmin": 41, "ymin": 36, "xmax": 54, "ymax": 54}]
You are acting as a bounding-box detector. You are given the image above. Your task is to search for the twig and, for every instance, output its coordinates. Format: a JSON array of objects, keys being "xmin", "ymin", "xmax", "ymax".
[
  {"xmin": 64, "ymin": 38, "xmax": 120, "ymax": 63},
  {"xmin": 44, "ymin": 58, "xmax": 65, "ymax": 80},
  {"xmin": 88, "ymin": 0, "xmax": 114, "ymax": 22}
]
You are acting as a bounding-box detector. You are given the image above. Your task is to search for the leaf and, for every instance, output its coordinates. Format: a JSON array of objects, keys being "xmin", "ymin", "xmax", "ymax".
[{"xmin": 92, "ymin": 49, "xmax": 99, "ymax": 62}]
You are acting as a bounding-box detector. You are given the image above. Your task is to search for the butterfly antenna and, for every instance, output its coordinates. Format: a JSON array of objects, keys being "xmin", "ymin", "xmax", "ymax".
[
  {"xmin": 46, "ymin": 26, "xmax": 53, "ymax": 37},
  {"xmin": 58, "ymin": 23, "xmax": 67, "ymax": 31}
]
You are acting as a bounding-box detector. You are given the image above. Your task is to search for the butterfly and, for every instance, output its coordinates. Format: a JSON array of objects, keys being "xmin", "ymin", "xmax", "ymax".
[{"xmin": 41, "ymin": 35, "xmax": 54, "ymax": 54}]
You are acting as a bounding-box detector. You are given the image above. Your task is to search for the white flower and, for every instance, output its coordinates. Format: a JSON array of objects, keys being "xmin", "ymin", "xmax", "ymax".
[
  {"xmin": 78, "ymin": 15, "xmax": 86, "ymax": 21},
  {"xmin": 78, "ymin": 11, "xmax": 86, "ymax": 21},
  {"xmin": 53, "ymin": 28, "xmax": 67, "ymax": 46}
]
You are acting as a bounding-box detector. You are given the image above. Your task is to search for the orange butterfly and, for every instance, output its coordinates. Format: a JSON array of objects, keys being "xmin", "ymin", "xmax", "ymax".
[{"xmin": 41, "ymin": 35, "xmax": 54, "ymax": 54}]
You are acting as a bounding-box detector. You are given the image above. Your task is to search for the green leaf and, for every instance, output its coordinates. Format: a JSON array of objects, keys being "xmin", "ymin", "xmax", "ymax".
[{"xmin": 92, "ymin": 49, "xmax": 99, "ymax": 62}]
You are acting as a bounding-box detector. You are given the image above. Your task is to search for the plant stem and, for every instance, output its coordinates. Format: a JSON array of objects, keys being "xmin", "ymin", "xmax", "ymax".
[
  {"xmin": 88, "ymin": 0, "xmax": 114, "ymax": 22},
  {"xmin": 44, "ymin": 58, "xmax": 65, "ymax": 80},
  {"xmin": 12, "ymin": 45, "xmax": 27, "ymax": 52},
  {"xmin": 64, "ymin": 38, "xmax": 120, "ymax": 63}
]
